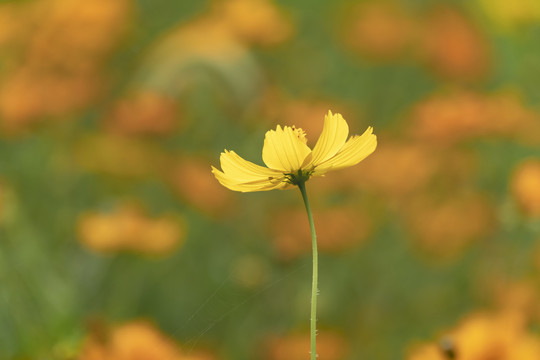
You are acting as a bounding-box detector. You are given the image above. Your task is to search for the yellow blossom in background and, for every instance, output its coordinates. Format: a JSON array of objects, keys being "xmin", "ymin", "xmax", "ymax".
[
  {"xmin": 410, "ymin": 91, "xmax": 540, "ymax": 146},
  {"xmin": 104, "ymin": 91, "xmax": 180, "ymax": 136},
  {"xmin": 408, "ymin": 344, "xmax": 446, "ymax": 360},
  {"xmin": 77, "ymin": 206, "xmax": 185, "ymax": 255},
  {"xmin": 343, "ymin": 2, "xmax": 416, "ymax": 60},
  {"xmin": 213, "ymin": 0, "xmax": 292, "ymax": 46},
  {"xmin": 0, "ymin": 0, "xmax": 132, "ymax": 133},
  {"xmin": 212, "ymin": 111, "xmax": 377, "ymax": 192},
  {"xmin": 492, "ymin": 281, "xmax": 540, "ymax": 321},
  {"xmin": 342, "ymin": 3, "xmax": 492, "ymax": 81},
  {"xmin": 0, "ymin": 4, "xmax": 22, "ymax": 49},
  {"xmin": 405, "ymin": 193, "xmax": 494, "ymax": 259},
  {"xmin": 477, "ymin": 0, "xmax": 540, "ymax": 29},
  {"xmin": 511, "ymin": 159, "xmax": 540, "ymax": 217},
  {"xmin": 344, "ymin": 142, "xmax": 438, "ymax": 198},
  {"xmin": 419, "ymin": 7, "xmax": 491, "ymax": 80},
  {"xmin": 169, "ymin": 156, "xmax": 234, "ymax": 216},
  {"xmin": 408, "ymin": 311, "xmax": 540, "ymax": 360},
  {"xmin": 78, "ymin": 320, "xmax": 216, "ymax": 360},
  {"xmin": 74, "ymin": 134, "xmax": 170, "ymax": 178}
]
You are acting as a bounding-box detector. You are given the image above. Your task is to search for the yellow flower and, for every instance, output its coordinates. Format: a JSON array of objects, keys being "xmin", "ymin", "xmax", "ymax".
[{"xmin": 212, "ymin": 111, "xmax": 377, "ymax": 192}]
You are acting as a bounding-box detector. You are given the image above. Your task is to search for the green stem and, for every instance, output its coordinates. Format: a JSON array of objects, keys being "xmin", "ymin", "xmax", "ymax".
[{"xmin": 298, "ymin": 181, "xmax": 318, "ymax": 360}]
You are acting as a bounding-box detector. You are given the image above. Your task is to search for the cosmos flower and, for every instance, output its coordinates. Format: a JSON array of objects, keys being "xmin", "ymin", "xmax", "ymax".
[{"xmin": 211, "ymin": 111, "xmax": 377, "ymax": 192}]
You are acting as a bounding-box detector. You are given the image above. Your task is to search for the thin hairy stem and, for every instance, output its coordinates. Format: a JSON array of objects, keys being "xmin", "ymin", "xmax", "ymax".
[{"xmin": 298, "ymin": 181, "xmax": 318, "ymax": 360}]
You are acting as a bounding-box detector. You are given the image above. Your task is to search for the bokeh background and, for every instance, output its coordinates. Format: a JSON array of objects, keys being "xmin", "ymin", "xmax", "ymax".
[{"xmin": 1, "ymin": 0, "xmax": 540, "ymax": 359}]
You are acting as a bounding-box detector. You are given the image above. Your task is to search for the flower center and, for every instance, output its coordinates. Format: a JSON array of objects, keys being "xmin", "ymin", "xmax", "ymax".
[
  {"xmin": 284, "ymin": 169, "xmax": 313, "ymax": 186},
  {"xmin": 292, "ymin": 126, "xmax": 307, "ymax": 144}
]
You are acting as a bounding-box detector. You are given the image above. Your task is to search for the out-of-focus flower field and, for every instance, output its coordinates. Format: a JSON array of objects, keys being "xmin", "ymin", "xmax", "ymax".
[{"xmin": 1, "ymin": 0, "xmax": 540, "ymax": 359}]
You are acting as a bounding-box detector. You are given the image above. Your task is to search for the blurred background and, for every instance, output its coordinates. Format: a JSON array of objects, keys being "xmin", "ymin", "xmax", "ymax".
[{"xmin": 1, "ymin": 0, "xmax": 540, "ymax": 359}]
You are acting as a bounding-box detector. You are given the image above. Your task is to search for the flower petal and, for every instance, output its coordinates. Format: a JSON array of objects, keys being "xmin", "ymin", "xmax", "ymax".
[
  {"xmin": 262, "ymin": 125, "xmax": 312, "ymax": 172},
  {"xmin": 313, "ymin": 126, "xmax": 377, "ymax": 175},
  {"xmin": 211, "ymin": 150, "xmax": 287, "ymax": 192},
  {"xmin": 220, "ymin": 150, "xmax": 281, "ymax": 180},
  {"xmin": 212, "ymin": 167, "xmax": 288, "ymax": 192},
  {"xmin": 309, "ymin": 111, "xmax": 349, "ymax": 166}
]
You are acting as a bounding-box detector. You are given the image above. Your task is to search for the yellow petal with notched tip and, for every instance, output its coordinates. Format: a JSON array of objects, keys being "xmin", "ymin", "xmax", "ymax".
[
  {"xmin": 211, "ymin": 150, "xmax": 287, "ymax": 192},
  {"xmin": 310, "ymin": 111, "xmax": 349, "ymax": 166},
  {"xmin": 220, "ymin": 150, "xmax": 283, "ymax": 182},
  {"xmin": 313, "ymin": 126, "xmax": 377, "ymax": 176},
  {"xmin": 212, "ymin": 167, "xmax": 288, "ymax": 192},
  {"xmin": 262, "ymin": 125, "xmax": 312, "ymax": 172}
]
